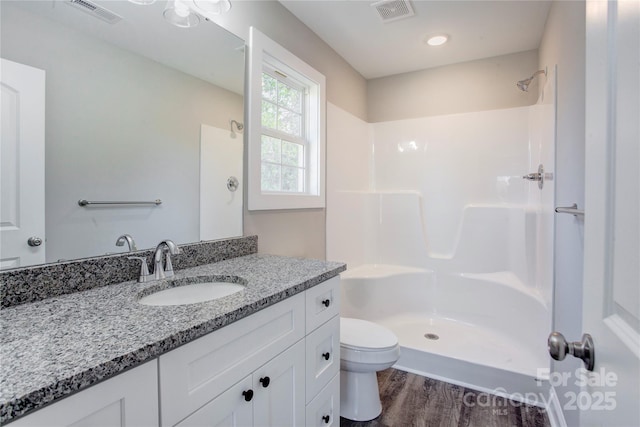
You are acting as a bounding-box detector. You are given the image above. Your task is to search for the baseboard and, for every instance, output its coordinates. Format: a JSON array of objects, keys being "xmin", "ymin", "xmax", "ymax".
[{"xmin": 545, "ymin": 386, "xmax": 567, "ymax": 427}]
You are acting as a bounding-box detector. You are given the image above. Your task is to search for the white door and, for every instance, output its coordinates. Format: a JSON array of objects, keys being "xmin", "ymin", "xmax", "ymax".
[
  {"xmin": 581, "ymin": 0, "xmax": 639, "ymax": 425},
  {"xmin": 0, "ymin": 58, "xmax": 46, "ymax": 269}
]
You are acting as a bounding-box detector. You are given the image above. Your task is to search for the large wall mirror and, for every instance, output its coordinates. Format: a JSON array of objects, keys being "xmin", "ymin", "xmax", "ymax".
[{"xmin": 1, "ymin": 0, "xmax": 245, "ymax": 270}]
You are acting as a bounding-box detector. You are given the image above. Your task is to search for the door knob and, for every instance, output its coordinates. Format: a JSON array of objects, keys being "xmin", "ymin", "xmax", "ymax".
[
  {"xmin": 27, "ymin": 237, "xmax": 43, "ymax": 247},
  {"xmin": 227, "ymin": 176, "xmax": 239, "ymax": 192},
  {"xmin": 548, "ymin": 332, "xmax": 595, "ymax": 371}
]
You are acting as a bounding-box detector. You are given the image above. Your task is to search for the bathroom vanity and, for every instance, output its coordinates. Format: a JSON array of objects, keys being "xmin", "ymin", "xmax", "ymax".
[{"xmin": 0, "ymin": 250, "xmax": 344, "ymax": 426}]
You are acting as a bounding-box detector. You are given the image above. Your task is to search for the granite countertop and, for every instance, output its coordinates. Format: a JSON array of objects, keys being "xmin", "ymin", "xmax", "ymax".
[{"xmin": 0, "ymin": 254, "xmax": 346, "ymax": 424}]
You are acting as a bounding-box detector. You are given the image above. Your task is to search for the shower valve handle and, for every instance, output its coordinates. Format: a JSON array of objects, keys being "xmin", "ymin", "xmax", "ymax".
[
  {"xmin": 522, "ymin": 164, "xmax": 546, "ymax": 189},
  {"xmin": 523, "ymin": 173, "xmax": 542, "ymax": 181}
]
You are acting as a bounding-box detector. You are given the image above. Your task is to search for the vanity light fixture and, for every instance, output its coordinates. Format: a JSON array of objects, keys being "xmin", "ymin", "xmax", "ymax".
[
  {"xmin": 426, "ymin": 34, "xmax": 449, "ymax": 46},
  {"xmin": 129, "ymin": 0, "xmax": 232, "ymax": 28},
  {"xmin": 163, "ymin": 0, "xmax": 201, "ymax": 28},
  {"xmin": 192, "ymin": 0, "xmax": 231, "ymax": 15}
]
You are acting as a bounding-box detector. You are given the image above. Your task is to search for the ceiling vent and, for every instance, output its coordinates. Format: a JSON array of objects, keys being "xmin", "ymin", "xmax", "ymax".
[
  {"xmin": 371, "ymin": 0, "xmax": 415, "ymax": 23},
  {"xmin": 65, "ymin": 0, "xmax": 122, "ymax": 24}
]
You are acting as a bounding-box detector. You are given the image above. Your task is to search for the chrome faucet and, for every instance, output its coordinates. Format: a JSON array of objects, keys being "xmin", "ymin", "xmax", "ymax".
[
  {"xmin": 153, "ymin": 239, "xmax": 180, "ymax": 280},
  {"xmin": 115, "ymin": 234, "xmax": 138, "ymax": 252}
]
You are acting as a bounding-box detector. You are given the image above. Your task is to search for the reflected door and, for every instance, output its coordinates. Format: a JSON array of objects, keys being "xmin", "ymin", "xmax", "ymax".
[{"xmin": 0, "ymin": 58, "xmax": 45, "ymax": 269}]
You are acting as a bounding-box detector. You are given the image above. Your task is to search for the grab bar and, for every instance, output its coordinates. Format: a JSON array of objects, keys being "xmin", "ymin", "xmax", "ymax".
[
  {"xmin": 555, "ymin": 204, "xmax": 584, "ymax": 217},
  {"xmin": 78, "ymin": 199, "xmax": 162, "ymax": 207}
]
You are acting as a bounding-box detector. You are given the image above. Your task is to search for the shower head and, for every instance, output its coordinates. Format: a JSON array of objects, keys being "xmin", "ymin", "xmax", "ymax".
[
  {"xmin": 516, "ymin": 79, "xmax": 531, "ymax": 92},
  {"xmin": 516, "ymin": 69, "xmax": 546, "ymax": 92}
]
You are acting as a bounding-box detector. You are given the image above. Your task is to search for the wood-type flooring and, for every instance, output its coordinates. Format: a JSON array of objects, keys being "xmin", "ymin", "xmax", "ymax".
[{"xmin": 340, "ymin": 369, "xmax": 550, "ymax": 427}]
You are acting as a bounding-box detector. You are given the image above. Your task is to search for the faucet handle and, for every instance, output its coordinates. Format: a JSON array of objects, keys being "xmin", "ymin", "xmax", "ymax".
[
  {"xmin": 128, "ymin": 256, "xmax": 151, "ymax": 283},
  {"xmin": 163, "ymin": 252, "xmax": 175, "ymax": 278}
]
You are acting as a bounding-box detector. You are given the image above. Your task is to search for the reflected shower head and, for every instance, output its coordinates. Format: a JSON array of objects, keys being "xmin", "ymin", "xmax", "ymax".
[{"xmin": 517, "ymin": 69, "xmax": 546, "ymax": 92}]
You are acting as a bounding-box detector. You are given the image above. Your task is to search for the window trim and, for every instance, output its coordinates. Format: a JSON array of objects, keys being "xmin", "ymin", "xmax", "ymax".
[{"xmin": 247, "ymin": 27, "xmax": 326, "ymax": 210}]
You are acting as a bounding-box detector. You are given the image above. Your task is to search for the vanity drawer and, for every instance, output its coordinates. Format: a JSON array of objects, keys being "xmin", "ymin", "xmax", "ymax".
[
  {"xmin": 305, "ymin": 315, "xmax": 340, "ymax": 403},
  {"xmin": 305, "ymin": 276, "xmax": 340, "ymax": 333},
  {"xmin": 305, "ymin": 373, "xmax": 340, "ymax": 427},
  {"xmin": 159, "ymin": 292, "xmax": 305, "ymax": 427}
]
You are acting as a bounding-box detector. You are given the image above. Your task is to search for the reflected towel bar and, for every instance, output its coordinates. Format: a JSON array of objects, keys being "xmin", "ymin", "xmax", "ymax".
[
  {"xmin": 78, "ymin": 199, "xmax": 162, "ymax": 207},
  {"xmin": 555, "ymin": 204, "xmax": 584, "ymax": 217}
]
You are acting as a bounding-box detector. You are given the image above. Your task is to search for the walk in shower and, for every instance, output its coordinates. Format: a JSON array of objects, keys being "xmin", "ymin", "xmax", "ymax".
[{"xmin": 327, "ymin": 69, "xmax": 556, "ymax": 402}]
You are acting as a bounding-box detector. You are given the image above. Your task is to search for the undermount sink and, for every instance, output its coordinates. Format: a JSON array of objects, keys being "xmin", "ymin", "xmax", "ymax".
[{"xmin": 138, "ymin": 276, "xmax": 246, "ymax": 306}]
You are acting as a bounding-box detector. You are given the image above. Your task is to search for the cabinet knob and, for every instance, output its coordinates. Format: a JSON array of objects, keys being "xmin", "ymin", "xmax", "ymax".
[
  {"xmin": 242, "ymin": 389, "xmax": 254, "ymax": 402},
  {"xmin": 259, "ymin": 376, "xmax": 270, "ymax": 388},
  {"xmin": 322, "ymin": 299, "xmax": 331, "ymax": 307},
  {"xmin": 322, "ymin": 352, "xmax": 330, "ymax": 361},
  {"xmin": 322, "ymin": 415, "xmax": 331, "ymax": 424}
]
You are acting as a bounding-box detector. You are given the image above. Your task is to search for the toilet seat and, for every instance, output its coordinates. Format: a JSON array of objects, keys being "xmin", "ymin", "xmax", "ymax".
[{"xmin": 340, "ymin": 317, "xmax": 398, "ymax": 351}]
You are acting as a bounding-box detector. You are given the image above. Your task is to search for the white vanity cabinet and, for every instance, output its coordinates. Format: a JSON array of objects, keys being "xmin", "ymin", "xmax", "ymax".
[
  {"xmin": 160, "ymin": 276, "xmax": 341, "ymax": 427},
  {"xmin": 9, "ymin": 360, "xmax": 159, "ymax": 427},
  {"xmin": 175, "ymin": 341, "xmax": 305, "ymax": 427},
  {"xmin": 8, "ymin": 276, "xmax": 342, "ymax": 427},
  {"xmin": 158, "ymin": 292, "xmax": 306, "ymax": 426},
  {"xmin": 304, "ymin": 277, "xmax": 341, "ymax": 427}
]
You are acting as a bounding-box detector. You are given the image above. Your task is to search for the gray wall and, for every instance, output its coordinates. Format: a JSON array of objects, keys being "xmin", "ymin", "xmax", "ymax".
[
  {"xmin": 2, "ymin": 4, "xmax": 242, "ymax": 261},
  {"xmin": 212, "ymin": 1, "xmax": 368, "ymax": 259},
  {"xmin": 367, "ymin": 50, "xmax": 540, "ymax": 122},
  {"xmin": 216, "ymin": 1, "xmax": 549, "ymax": 259},
  {"xmin": 538, "ymin": 2, "xmax": 586, "ymax": 425},
  {"xmin": 212, "ymin": 1, "xmax": 368, "ymax": 122}
]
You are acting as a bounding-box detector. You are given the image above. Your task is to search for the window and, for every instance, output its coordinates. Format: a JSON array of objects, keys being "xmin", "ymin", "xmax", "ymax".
[
  {"xmin": 260, "ymin": 68, "xmax": 306, "ymax": 193},
  {"xmin": 248, "ymin": 28, "xmax": 326, "ymax": 210}
]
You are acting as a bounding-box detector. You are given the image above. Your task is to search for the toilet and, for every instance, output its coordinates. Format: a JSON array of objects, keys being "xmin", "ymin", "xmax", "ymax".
[{"xmin": 339, "ymin": 317, "xmax": 400, "ymax": 421}]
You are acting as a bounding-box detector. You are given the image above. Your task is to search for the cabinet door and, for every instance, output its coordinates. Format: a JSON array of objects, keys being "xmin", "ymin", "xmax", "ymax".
[
  {"xmin": 253, "ymin": 340, "xmax": 305, "ymax": 427},
  {"xmin": 175, "ymin": 376, "xmax": 253, "ymax": 427},
  {"xmin": 305, "ymin": 373, "xmax": 340, "ymax": 427},
  {"xmin": 10, "ymin": 361, "xmax": 158, "ymax": 427}
]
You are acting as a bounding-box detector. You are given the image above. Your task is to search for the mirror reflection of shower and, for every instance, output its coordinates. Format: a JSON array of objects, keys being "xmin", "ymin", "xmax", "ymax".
[
  {"xmin": 230, "ymin": 119, "xmax": 244, "ymax": 138},
  {"xmin": 516, "ymin": 69, "xmax": 547, "ymax": 92}
]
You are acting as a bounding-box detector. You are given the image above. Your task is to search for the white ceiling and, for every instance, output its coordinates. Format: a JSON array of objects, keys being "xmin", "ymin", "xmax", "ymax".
[
  {"xmin": 10, "ymin": 0, "xmax": 245, "ymax": 94},
  {"xmin": 279, "ymin": 0, "xmax": 552, "ymax": 80}
]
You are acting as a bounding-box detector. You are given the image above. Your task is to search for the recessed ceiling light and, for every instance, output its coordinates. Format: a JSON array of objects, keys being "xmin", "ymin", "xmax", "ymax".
[{"xmin": 426, "ymin": 34, "xmax": 449, "ymax": 46}]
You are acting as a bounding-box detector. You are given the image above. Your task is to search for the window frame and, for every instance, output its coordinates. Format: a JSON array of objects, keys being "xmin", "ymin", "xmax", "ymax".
[{"xmin": 247, "ymin": 27, "xmax": 326, "ymax": 210}]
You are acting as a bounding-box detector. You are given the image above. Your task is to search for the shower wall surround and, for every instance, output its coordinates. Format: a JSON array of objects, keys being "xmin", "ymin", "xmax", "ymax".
[
  {"xmin": 328, "ymin": 82, "xmax": 555, "ymax": 303},
  {"xmin": 327, "ymin": 77, "xmax": 556, "ymax": 384}
]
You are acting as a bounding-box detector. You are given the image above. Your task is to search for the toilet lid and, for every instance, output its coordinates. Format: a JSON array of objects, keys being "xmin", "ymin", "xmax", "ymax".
[{"xmin": 340, "ymin": 318, "xmax": 398, "ymax": 351}]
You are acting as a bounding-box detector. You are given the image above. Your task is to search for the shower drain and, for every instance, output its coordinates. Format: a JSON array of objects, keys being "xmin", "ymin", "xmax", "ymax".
[{"xmin": 424, "ymin": 333, "xmax": 440, "ymax": 340}]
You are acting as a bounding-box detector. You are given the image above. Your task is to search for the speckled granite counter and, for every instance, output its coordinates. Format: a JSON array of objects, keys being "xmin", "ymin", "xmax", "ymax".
[{"xmin": 0, "ymin": 254, "xmax": 346, "ymax": 424}]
